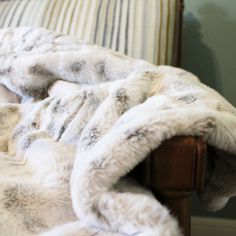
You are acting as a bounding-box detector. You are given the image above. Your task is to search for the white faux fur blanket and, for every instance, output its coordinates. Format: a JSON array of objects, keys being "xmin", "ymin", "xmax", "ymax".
[{"xmin": 0, "ymin": 27, "xmax": 236, "ymax": 236}]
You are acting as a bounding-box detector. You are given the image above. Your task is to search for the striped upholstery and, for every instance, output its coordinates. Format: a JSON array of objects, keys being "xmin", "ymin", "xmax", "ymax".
[{"xmin": 0, "ymin": 0, "xmax": 178, "ymax": 65}]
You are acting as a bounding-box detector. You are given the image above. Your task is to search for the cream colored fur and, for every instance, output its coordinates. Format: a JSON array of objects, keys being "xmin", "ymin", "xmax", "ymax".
[{"xmin": 0, "ymin": 27, "xmax": 236, "ymax": 236}]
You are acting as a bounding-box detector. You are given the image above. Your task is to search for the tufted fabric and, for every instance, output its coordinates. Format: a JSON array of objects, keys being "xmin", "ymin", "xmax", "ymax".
[{"xmin": 0, "ymin": 0, "xmax": 178, "ymax": 65}]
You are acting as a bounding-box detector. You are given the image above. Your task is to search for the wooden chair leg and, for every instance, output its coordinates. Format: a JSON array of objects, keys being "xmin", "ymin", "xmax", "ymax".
[{"xmin": 153, "ymin": 190, "xmax": 191, "ymax": 236}]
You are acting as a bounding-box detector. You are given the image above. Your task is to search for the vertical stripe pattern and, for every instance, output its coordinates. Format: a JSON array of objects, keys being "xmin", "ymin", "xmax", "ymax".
[{"xmin": 0, "ymin": 0, "xmax": 177, "ymax": 65}]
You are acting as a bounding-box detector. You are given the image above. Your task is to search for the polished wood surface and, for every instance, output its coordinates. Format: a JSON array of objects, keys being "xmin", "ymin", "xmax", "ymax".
[
  {"xmin": 173, "ymin": 0, "xmax": 185, "ymax": 66},
  {"xmin": 154, "ymin": 190, "xmax": 191, "ymax": 236},
  {"xmin": 135, "ymin": 136, "xmax": 207, "ymax": 236}
]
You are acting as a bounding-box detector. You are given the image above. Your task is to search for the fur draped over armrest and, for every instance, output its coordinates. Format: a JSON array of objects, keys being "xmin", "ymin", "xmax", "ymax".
[{"xmin": 0, "ymin": 27, "xmax": 235, "ymax": 236}]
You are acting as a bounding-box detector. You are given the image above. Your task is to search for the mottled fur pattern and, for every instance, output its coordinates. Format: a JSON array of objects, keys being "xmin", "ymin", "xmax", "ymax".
[{"xmin": 0, "ymin": 27, "xmax": 236, "ymax": 236}]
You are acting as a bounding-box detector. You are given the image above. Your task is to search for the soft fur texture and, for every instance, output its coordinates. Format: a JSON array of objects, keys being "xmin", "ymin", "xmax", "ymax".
[{"xmin": 0, "ymin": 27, "xmax": 236, "ymax": 236}]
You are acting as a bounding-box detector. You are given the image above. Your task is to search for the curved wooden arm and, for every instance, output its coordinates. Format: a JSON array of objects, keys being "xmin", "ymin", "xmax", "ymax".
[{"xmin": 133, "ymin": 136, "xmax": 207, "ymax": 236}]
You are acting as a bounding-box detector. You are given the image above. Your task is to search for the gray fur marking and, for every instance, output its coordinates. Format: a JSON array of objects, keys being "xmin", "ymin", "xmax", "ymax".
[
  {"xmin": 29, "ymin": 64, "xmax": 55, "ymax": 77},
  {"xmin": 19, "ymin": 84, "xmax": 49, "ymax": 98},
  {"xmin": 81, "ymin": 126, "xmax": 101, "ymax": 147},
  {"xmin": 178, "ymin": 95, "xmax": 197, "ymax": 104},
  {"xmin": 3, "ymin": 185, "xmax": 48, "ymax": 233},
  {"xmin": 70, "ymin": 60, "xmax": 86, "ymax": 73},
  {"xmin": 21, "ymin": 135, "xmax": 37, "ymax": 150},
  {"xmin": 94, "ymin": 61, "xmax": 106, "ymax": 75},
  {"xmin": 0, "ymin": 67, "xmax": 12, "ymax": 76},
  {"xmin": 3, "ymin": 185, "xmax": 24, "ymax": 210},
  {"xmin": 114, "ymin": 88, "xmax": 128, "ymax": 103}
]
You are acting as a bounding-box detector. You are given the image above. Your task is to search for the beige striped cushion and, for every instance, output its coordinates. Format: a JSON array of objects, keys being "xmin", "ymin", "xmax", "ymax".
[{"xmin": 0, "ymin": 0, "xmax": 178, "ymax": 65}]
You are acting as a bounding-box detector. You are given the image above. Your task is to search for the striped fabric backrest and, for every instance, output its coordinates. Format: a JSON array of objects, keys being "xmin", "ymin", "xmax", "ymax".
[{"xmin": 0, "ymin": 0, "xmax": 182, "ymax": 65}]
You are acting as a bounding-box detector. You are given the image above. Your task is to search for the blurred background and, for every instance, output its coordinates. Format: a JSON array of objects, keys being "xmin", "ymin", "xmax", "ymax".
[{"xmin": 183, "ymin": 0, "xmax": 236, "ymax": 220}]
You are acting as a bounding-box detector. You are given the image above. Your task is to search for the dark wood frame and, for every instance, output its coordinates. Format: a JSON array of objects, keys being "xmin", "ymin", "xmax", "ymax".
[
  {"xmin": 172, "ymin": 0, "xmax": 184, "ymax": 67},
  {"xmin": 136, "ymin": 1, "xmax": 208, "ymax": 236},
  {"xmin": 140, "ymin": 136, "xmax": 207, "ymax": 236}
]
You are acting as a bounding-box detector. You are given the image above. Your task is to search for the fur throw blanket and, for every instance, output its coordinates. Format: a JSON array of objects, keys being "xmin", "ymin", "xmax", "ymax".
[{"xmin": 0, "ymin": 27, "xmax": 236, "ymax": 236}]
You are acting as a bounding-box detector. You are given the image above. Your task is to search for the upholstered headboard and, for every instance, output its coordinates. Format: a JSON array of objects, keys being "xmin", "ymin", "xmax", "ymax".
[{"xmin": 0, "ymin": 0, "xmax": 183, "ymax": 66}]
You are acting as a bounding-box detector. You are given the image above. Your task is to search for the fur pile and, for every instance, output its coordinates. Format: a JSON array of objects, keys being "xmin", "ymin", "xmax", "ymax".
[{"xmin": 0, "ymin": 27, "xmax": 235, "ymax": 236}]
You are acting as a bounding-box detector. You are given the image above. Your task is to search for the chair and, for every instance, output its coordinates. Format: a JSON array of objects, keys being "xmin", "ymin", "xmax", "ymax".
[
  {"xmin": 0, "ymin": 0, "xmax": 207, "ymax": 235},
  {"xmin": 135, "ymin": 136, "xmax": 207, "ymax": 236}
]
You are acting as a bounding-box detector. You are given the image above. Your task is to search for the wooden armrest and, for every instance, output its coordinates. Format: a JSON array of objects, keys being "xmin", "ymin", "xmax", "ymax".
[
  {"xmin": 138, "ymin": 136, "xmax": 207, "ymax": 192},
  {"xmin": 132, "ymin": 136, "xmax": 207, "ymax": 236}
]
